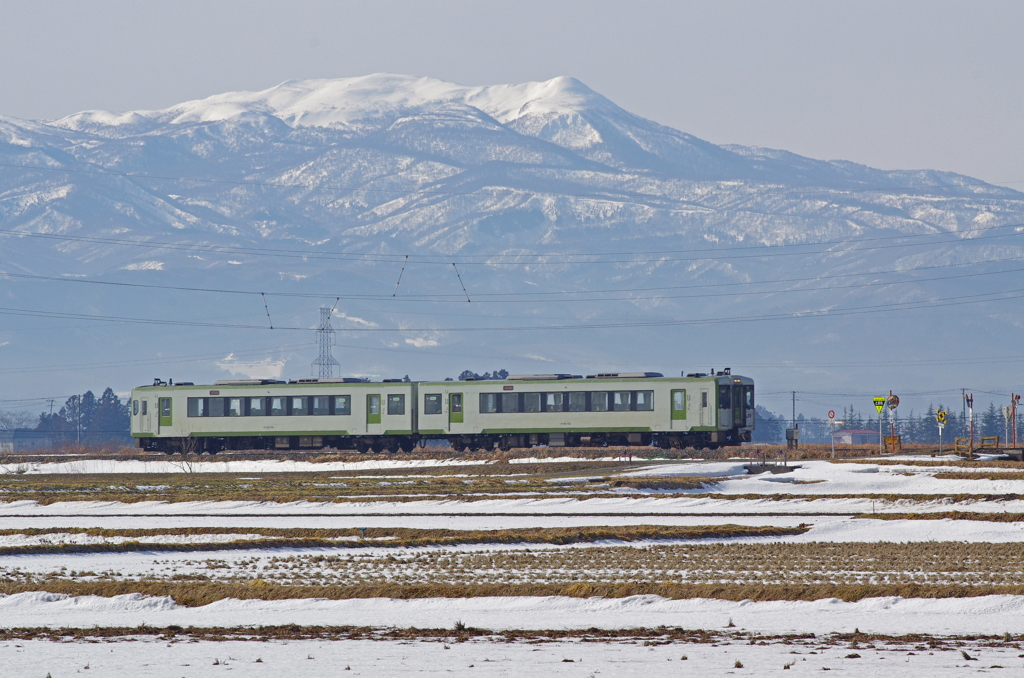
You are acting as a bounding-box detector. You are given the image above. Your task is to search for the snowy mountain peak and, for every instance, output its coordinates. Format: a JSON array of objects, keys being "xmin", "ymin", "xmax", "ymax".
[{"xmin": 49, "ymin": 74, "xmax": 623, "ymax": 134}]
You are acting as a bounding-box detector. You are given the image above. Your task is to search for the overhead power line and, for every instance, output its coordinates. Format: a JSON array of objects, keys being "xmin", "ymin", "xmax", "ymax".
[
  {"xmin": 0, "ymin": 285, "xmax": 1020, "ymax": 333},
  {"xmin": 4, "ymin": 257, "xmax": 1024, "ymax": 305}
]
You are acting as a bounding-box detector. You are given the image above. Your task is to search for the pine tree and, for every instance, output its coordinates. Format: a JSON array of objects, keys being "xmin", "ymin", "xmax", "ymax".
[
  {"xmin": 922, "ymin": 404, "xmax": 937, "ymax": 444},
  {"xmin": 89, "ymin": 388, "xmax": 130, "ymax": 443},
  {"xmin": 981, "ymin": 402, "xmax": 1001, "ymax": 439},
  {"xmin": 753, "ymin": 406, "xmax": 784, "ymax": 443}
]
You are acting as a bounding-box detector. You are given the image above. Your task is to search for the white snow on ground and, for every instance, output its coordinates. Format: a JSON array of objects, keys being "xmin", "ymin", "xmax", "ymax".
[
  {"xmin": 0, "ymin": 514, "xmax": 826, "ymax": 530},
  {"xmin": 4, "ymin": 457, "xmax": 498, "ymax": 475},
  {"xmin": 6, "ymin": 635, "xmax": 1012, "ymax": 678},
  {"xmin": 0, "ymin": 532, "xmax": 267, "ymax": 547},
  {"xmin": 3, "ymin": 592, "xmax": 1024, "ymax": 636},
  {"xmin": 3, "ymin": 493, "xmax": 1023, "ymax": 517},
  {"xmin": 4, "ymin": 517, "xmax": 1024, "ymax": 588},
  {"xmin": 3, "ymin": 517, "xmax": 1024, "ymax": 553},
  {"xmin": 3, "ymin": 455, "xmax": 633, "ymax": 475},
  {"xmin": 619, "ymin": 459, "xmax": 1024, "ymax": 496}
]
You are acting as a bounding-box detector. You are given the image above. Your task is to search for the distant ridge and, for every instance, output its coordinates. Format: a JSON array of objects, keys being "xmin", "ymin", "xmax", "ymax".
[{"xmin": 1, "ymin": 74, "xmax": 1022, "ymax": 401}]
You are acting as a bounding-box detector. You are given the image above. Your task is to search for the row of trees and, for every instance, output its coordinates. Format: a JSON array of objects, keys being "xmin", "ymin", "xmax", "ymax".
[
  {"xmin": 0, "ymin": 388, "xmax": 131, "ymax": 444},
  {"xmin": 755, "ymin": 402, "xmax": 1023, "ymax": 445},
  {"xmin": 457, "ymin": 369, "xmax": 510, "ymax": 381}
]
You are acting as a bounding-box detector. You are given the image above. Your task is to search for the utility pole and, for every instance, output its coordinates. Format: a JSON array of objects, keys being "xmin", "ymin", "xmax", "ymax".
[
  {"xmin": 311, "ymin": 306, "xmax": 340, "ymax": 378},
  {"xmin": 792, "ymin": 391, "xmax": 796, "ymax": 429},
  {"xmin": 962, "ymin": 388, "xmax": 968, "ymax": 439}
]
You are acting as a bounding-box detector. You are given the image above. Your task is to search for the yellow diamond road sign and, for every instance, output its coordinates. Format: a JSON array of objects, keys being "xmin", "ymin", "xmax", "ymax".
[{"xmin": 873, "ymin": 397, "xmax": 886, "ymax": 413}]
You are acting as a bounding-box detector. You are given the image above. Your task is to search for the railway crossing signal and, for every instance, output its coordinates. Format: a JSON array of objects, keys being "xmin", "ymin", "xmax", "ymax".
[{"xmin": 937, "ymin": 409, "xmax": 947, "ymax": 455}]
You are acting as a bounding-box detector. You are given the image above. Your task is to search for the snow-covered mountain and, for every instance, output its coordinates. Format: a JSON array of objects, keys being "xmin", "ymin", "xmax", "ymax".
[{"xmin": 2, "ymin": 74, "xmax": 1023, "ymax": 416}]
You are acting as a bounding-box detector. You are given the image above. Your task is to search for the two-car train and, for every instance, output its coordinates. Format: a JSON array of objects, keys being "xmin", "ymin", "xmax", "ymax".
[{"xmin": 130, "ymin": 370, "xmax": 754, "ymax": 453}]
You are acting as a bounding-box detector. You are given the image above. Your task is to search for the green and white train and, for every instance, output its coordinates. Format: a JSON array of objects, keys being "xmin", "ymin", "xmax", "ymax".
[{"xmin": 130, "ymin": 370, "xmax": 754, "ymax": 453}]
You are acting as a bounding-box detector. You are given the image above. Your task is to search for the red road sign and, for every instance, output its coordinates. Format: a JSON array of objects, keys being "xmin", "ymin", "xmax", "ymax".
[{"xmin": 828, "ymin": 410, "xmax": 835, "ymax": 419}]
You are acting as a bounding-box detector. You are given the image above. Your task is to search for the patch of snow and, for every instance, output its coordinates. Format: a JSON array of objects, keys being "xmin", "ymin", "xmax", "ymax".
[{"xmin": 2, "ymin": 591, "xmax": 1023, "ymax": 635}]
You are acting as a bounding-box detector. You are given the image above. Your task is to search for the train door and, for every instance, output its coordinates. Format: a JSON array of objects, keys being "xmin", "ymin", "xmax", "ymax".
[
  {"xmin": 699, "ymin": 388, "xmax": 711, "ymax": 426},
  {"xmin": 366, "ymin": 394, "xmax": 381, "ymax": 434},
  {"xmin": 671, "ymin": 389, "xmax": 687, "ymax": 430},
  {"xmin": 158, "ymin": 397, "xmax": 172, "ymax": 432},
  {"xmin": 139, "ymin": 399, "xmax": 151, "ymax": 433},
  {"xmin": 744, "ymin": 385, "xmax": 755, "ymax": 428},
  {"xmin": 448, "ymin": 393, "xmax": 463, "ymax": 431}
]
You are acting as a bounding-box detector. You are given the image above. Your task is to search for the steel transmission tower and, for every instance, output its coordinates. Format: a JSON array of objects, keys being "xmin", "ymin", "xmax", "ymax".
[{"xmin": 311, "ymin": 307, "xmax": 339, "ymax": 378}]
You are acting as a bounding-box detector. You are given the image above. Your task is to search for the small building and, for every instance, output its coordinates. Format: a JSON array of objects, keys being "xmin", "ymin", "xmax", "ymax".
[
  {"xmin": 833, "ymin": 429, "xmax": 880, "ymax": 445},
  {"xmin": 0, "ymin": 429, "xmax": 56, "ymax": 454}
]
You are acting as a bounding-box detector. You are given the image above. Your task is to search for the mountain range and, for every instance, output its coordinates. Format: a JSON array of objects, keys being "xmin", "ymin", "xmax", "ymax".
[{"xmin": 2, "ymin": 74, "xmax": 1022, "ymax": 418}]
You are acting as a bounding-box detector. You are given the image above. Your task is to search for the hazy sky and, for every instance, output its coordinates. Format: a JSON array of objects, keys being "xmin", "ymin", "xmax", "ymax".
[{"xmin": 3, "ymin": 0, "xmax": 1023, "ymax": 186}]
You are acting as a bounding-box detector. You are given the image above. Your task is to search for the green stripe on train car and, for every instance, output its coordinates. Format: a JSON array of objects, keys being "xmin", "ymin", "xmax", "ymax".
[
  {"xmin": 183, "ymin": 430, "xmax": 351, "ymax": 437},
  {"xmin": 481, "ymin": 426, "xmax": 653, "ymax": 434}
]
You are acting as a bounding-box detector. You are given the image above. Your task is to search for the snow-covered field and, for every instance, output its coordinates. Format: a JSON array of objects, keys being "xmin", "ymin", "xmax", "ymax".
[
  {"xmin": 3, "ymin": 591, "xmax": 1024, "ymax": 635},
  {"xmin": 3, "ymin": 455, "xmax": 1024, "ymax": 676},
  {"xmin": 8, "ymin": 631, "xmax": 1020, "ymax": 678},
  {"xmin": 3, "ymin": 455, "xmax": 633, "ymax": 475}
]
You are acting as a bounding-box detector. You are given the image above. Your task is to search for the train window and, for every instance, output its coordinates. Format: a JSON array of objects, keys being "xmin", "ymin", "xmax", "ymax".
[
  {"xmin": 501, "ymin": 392, "xmax": 519, "ymax": 413},
  {"xmin": 133, "ymin": 400, "xmax": 139, "ymax": 415},
  {"xmin": 387, "ymin": 394, "xmax": 405, "ymax": 415},
  {"xmin": 701, "ymin": 391, "xmax": 708, "ymax": 408},
  {"xmin": 451, "ymin": 393, "xmax": 463, "ymax": 413},
  {"xmin": 590, "ymin": 392, "xmax": 608, "ymax": 412},
  {"xmin": 744, "ymin": 386, "xmax": 754, "ymax": 409},
  {"xmin": 248, "ymin": 397, "xmax": 266, "ymax": 416},
  {"xmin": 208, "ymin": 397, "xmax": 225, "ymax": 417},
  {"xmin": 612, "ymin": 391, "xmax": 631, "ymax": 411},
  {"xmin": 291, "ymin": 397, "xmax": 308, "ymax": 416},
  {"xmin": 635, "ymin": 391, "xmax": 654, "ymax": 411},
  {"xmin": 424, "ymin": 394, "xmax": 442, "ymax": 415},
  {"xmin": 568, "ymin": 392, "xmax": 586, "ymax": 412},
  {"xmin": 545, "ymin": 393, "xmax": 565, "ymax": 413},
  {"xmin": 718, "ymin": 385, "xmax": 731, "ymax": 409},
  {"xmin": 368, "ymin": 395, "xmax": 380, "ymax": 416},
  {"xmin": 672, "ymin": 390, "xmax": 685, "ymax": 413},
  {"xmin": 228, "ymin": 398, "xmax": 243, "ymax": 416},
  {"xmin": 333, "ymin": 395, "xmax": 351, "ymax": 415},
  {"xmin": 187, "ymin": 397, "xmax": 205, "ymax": 417},
  {"xmin": 312, "ymin": 396, "xmax": 330, "ymax": 415},
  {"xmin": 480, "ymin": 393, "xmax": 498, "ymax": 413},
  {"xmin": 141, "ymin": 400, "xmax": 148, "ymax": 415},
  {"xmin": 524, "ymin": 393, "xmax": 541, "ymax": 413},
  {"xmin": 161, "ymin": 398, "xmax": 172, "ymax": 418},
  {"xmin": 270, "ymin": 397, "xmax": 286, "ymax": 416}
]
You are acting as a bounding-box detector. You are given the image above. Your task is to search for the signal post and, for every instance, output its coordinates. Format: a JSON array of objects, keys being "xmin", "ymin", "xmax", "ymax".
[{"xmin": 873, "ymin": 397, "xmax": 885, "ymax": 455}]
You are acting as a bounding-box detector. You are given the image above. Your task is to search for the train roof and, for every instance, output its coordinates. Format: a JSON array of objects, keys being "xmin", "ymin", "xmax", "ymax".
[{"xmin": 134, "ymin": 370, "xmax": 751, "ymax": 389}]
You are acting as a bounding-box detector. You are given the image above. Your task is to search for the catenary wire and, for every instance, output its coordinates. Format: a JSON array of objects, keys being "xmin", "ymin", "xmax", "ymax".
[
  {"xmin": 0, "ymin": 285, "xmax": 1021, "ymax": 332},
  {"xmin": 5, "ymin": 258, "xmax": 1024, "ymax": 305}
]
